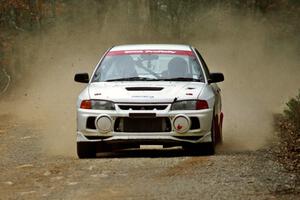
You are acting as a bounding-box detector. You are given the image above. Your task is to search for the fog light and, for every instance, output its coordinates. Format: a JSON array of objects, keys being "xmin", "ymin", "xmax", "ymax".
[
  {"xmin": 96, "ymin": 115, "xmax": 112, "ymax": 133},
  {"xmin": 173, "ymin": 115, "xmax": 190, "ymax": 133}
]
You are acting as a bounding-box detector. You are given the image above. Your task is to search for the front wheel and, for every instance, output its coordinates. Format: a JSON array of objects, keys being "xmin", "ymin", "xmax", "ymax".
[
  {"xmin": 182, "ymin": 142, "xmax": 215, "ymax": 155},
  {"xmin": 202, "ymin": 142, "xmax": 215, "ymax": 155},
  {"xmin": 204, "ymin": 117, "xmax": 218, "ymax": 155},
  {"xmin": 77, "ymin": 142, "xmax": 96, "ymax": 159}
]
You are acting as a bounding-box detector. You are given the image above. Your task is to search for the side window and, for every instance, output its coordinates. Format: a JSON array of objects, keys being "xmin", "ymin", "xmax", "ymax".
[{"xmin": 195, "ymin": 48, "xmax": 210, "ymax": 80}]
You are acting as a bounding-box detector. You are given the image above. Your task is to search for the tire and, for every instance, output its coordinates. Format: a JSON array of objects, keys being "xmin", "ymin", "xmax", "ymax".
[
  {"xmin": 203, "ymin": 117, "xmax": 217, "ymax": 155},
  {"xmin": 183, "ymin": 118, "xmax": 216, "ymax": 155},
  {"xmin": 219, "ymin": 112, "xmax": 224, "ymax": 144},
  {"xmin": 182, "ymin": 143, "xmax": 214, "ymax": 155},
  {"xmin": 182, "ymin": 144, "xmax": 202, "ymax": 155},
  {"xmin": 203, "ymin": 142, "xmax": 215, "ymax": 155},
  {"xmin": 77, "ymin": 142, "xmax": 97, "ymax": 159}
]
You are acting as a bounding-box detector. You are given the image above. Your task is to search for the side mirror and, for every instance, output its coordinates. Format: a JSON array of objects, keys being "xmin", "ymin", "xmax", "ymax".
[
  {"xmin": 74, "ymin": 73, "xmax": 89, "ymax": 83},
  {"xmin": 208, "ymin": 73, "xmax": 224, "ymax": 83}
]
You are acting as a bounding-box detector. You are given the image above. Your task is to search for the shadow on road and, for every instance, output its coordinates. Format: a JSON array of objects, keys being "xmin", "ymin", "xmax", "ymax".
[{"xmin": 94, "ymin": 147, "xmax": 212, "ymax": 159}]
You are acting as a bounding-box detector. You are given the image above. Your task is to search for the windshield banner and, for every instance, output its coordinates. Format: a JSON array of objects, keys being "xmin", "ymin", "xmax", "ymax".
[{"xmin": 107, "ymin": 50, "xmax": 195, "ymax": 56}]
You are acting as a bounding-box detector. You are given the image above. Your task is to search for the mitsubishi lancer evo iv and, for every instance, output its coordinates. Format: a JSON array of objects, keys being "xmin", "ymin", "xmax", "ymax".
[{"xmin": 74, "ymin": 44, "xmax": 224, "ymax": 158}]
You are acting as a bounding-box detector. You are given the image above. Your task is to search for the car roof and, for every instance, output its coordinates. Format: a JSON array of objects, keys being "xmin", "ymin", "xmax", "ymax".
[{"xmin": 110, "ymin": 44, "xmax": 192, "ymax": 51}]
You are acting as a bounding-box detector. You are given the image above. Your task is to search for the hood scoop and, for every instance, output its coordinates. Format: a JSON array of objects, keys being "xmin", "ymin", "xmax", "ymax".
[{"xmin": 125, "ymin": 87, "xmax": 163, "ymax": 91}]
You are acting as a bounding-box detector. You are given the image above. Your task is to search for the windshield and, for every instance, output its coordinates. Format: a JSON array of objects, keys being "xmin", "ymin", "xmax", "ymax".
[{"xmin": 92, "ymin": 50, "xmax": 205, "ymax": 82}]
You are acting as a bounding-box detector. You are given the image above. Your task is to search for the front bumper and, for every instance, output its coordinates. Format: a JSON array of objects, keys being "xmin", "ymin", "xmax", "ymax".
[{"xmin": 76, "ymin": 103, "xmax": 213, "ymax": 145}]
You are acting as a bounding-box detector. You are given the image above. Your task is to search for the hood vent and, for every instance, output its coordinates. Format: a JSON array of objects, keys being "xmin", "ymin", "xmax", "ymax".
[{"xmin": 125, "ymin": 87, "xmax": 163, "ymax": 91}]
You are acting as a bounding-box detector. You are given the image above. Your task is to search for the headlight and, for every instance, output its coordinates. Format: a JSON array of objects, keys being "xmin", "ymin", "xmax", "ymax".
[
  {"xmin": 92, "ymin": 100, "xmax": 115, "ymax": 110},
  {"xmin": 80, "ymin": 100, "xmax": 115, "ymax": 110},
  {"xmin": 171, "ymin": 100, "xmax": 208, "ymax": 110}
]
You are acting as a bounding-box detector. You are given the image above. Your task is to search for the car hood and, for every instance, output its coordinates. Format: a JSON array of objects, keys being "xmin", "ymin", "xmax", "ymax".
[{"xmin": 88, "ymin": 82, "xmax": 205, "ymax": 103}]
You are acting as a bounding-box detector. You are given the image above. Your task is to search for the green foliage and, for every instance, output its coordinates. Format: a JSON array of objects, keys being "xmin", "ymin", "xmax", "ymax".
[
  {"xmin": 0, "ymin": 0, "xmax": 300, "ymax": 78},
  {"xmin": 284, "ymin": 90, "xmax": 300, "ymax": 130},
  {"xmin": 276, "ymin": 91, "xmax": 300, "ymax": 172}
]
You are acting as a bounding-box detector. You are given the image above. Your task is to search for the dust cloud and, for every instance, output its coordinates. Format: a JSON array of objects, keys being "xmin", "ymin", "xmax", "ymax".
[
  {"xmin": 192, "ymin": 9, "xmax": 300, "ymax": 150},
  {"xmin": 0, "ymin": 3, "xmax": 299, "ymax": 156}
]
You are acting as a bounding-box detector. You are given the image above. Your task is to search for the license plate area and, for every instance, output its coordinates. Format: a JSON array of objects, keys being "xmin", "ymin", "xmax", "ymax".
[
  {"xmin": 129, "ymin": 113, "xmax": 156, "ymax": 118},
  {"xmin": 114, "ymin": 117, "xmax": 171, "ymax": 132},
  {"xmin": 140, "ymin": 145, "xmax": 163, "ymax": 149}
]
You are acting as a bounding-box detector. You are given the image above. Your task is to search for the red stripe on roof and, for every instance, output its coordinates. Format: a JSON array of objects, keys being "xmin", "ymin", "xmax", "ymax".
[{"xmin": 107, "ymin": 50, "xmax": 195, "ymax": 56}]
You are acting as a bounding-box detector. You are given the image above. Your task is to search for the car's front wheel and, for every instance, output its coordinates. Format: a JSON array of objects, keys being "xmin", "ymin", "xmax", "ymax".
[
  {"xmin": 204, "ymin": 117, "xmax": 218, "ymax": 155},
  {"xmin": 183, "ymin": 117, "xmax": 217, "ymax": 155},
  {"xmin": 77, "ymin": 142, "xmax": 97, "ymax": 158},
  {"xmin": 202, "ymin": 142, "xmax": 215, "ymax": 155},
  {"xmin": 182, "ymin": 142, "xmax": 214, "ymax": 155}
]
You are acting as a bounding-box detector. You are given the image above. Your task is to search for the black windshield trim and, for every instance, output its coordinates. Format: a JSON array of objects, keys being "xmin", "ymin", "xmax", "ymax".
[
  {"xmin": 159, "ymin": 77, "xmax": 201, "ymax": 82},
  {"xmin": 105, "ymin": 77, "xmax": 160, "ymax": 82}
]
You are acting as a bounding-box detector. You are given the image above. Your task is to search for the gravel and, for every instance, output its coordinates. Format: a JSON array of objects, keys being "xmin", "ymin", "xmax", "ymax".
[{"xmin": 0, "ymin": 116, "xmax": 298, "ymax": 200}]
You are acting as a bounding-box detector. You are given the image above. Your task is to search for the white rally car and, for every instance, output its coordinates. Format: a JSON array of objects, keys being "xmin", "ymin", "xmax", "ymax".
[{"xmin": 74, "ymin": 44, "xmax": 224, "ymax": 158}]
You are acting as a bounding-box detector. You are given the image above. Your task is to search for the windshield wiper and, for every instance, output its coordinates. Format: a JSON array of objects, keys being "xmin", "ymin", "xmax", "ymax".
[
  {"xmin": 160, "ymin": 77, "xmax": 201, "ymax": 82},
  {"xmin": 105, "ymin": 77, "xmax": 158, "ymax": 82}
]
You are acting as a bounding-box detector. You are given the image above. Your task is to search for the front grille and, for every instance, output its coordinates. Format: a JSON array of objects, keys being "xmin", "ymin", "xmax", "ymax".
[
  {"xmin": 114, "ymin": 117, "xmax": 171, "ymax": 132},
  {"xmin": 118, "ymin": 105, "xmax": 168, "ymax": 110}
]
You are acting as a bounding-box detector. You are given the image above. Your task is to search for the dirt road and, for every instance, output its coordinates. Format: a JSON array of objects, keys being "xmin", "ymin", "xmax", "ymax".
[{"xmin": 0, "ymin": 114, "xmax": 298, "ymax": 200}]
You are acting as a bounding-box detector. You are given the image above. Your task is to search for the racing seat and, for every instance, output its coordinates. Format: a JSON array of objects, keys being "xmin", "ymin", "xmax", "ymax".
[{"xmin": 116, "ymin": 55, "xmax": 138, "ymax": 78}]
